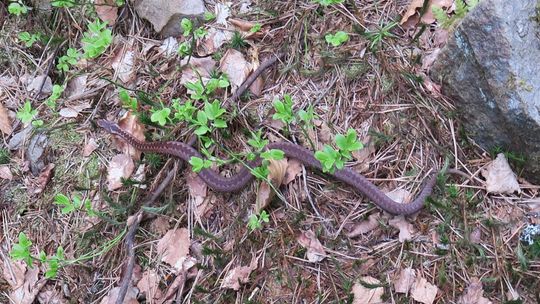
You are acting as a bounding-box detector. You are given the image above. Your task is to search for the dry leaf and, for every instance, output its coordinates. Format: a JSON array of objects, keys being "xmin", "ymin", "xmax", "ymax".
[
  {"xmin": 26, "ymin": 75, "xmax": 52, "ymax": 95},
  {"xmin": 219, "ymin": 49, "xmax": 250, "ymax": 89},
  {"xmin": 229, "ymin": 18, "xmax": 257, "ymax": 32},
  {"xmin": 200, "ymin": 28, "xmax": 233, "ymax": 56},
  {"xmin": 58, "ymin": 107, "xmax": 79, "ymax": 118},
  {"xmin": 389, "ymin": 215, "xmax": 415, "ymax": 242},
  {"xmin": 401, "ymin": 0, "xmax": 453, "ymax": 26},
  {"xmin": 9, "ymin": 266, "xmax": 46, "ymax": 304},
  {"xmin": 469, "ymin": 227, "xmax": 482, "ymax": 244},
  {"xmin": 99, "ymin": 286, "xmax": 138, "ymax": 304},
  {"xmin": 421, "ymin": 0, "xmax": 454, "ymax": 24},
  {"xmin": 352, "ymin": 276, "xmax": 384, "ymax": 304},
  {"xmin": 220, "ymin": 257, "xmax": 258, "ymax": 291},
  {"xmin": 458, "ymin": 277, "xmax": 493, "ymax": 304},
  {"xmin": 150, "ymin": 216, "xmax": 170, "ymax": 236},
  {"xmin": 111, "ymin": 48, "xmax": 136, "ymax": 83},
  {"xmin": 95, "ymin": 0, "xmax": 118, "ymax": 25},
  {"xmin": 400, "ymin": 0, "xmax": 424, "ymax": 26},
  {"xmin": 1, "ymin": 259, "xmax": 26, "ymax": 289},
  {"xmin": 37, "ymin": 288, "xmax": 68, "ymax": 304},
  {"xmin": 114, "ymin": 113, "xmax": 145, "ymax": 160},
  {"xmin": 215, "ymin": 2, "xmax": 231, "ymax": 25},
  {"xmin": 0, "ymin": 165, "xmax": 13, "ymax": 180},
  {"xmin": 411, "ymin": 277, "xmax": 439, "ymax": 304},
  {"xmin": 348, "ymin": 213, "xmax": 380, "ymax": 237},
  {"xmin": 180, "ymin": 56, "xmax": 216, "ymax": 87},
  {"xmin": 159, "ymin": 37, "xmax": 178, "ymax": 57},
  {"xmin": 32, "ymin": 163, "xmax": 55, "ymax": 194},
  {"xmin": 137, "ymin": 269, "xmax": 163, "ymax": 301},
  {"xmin": 0, "ymin": 101, "xmax": 12, "ymax": 135},
  {"xmin": 482, "ymin": 153, "xmax": 520, "ymax": 194},
  {"xmin": 65, "ymin": 75, "xmax": 87, "ymax": 98},
  {"xmin": 83, "ymin": 138, "xmax": 98, "ymax": 157},
  {"xmin": 297, "ymin": 230, "xmax": 326, "ymax": 263},
  {"xmin": 394, "ymin": 267, "xmax": 416, "ymax": 294},
  {"xmin": 107, "ymin": 153, "xmax": 135, "ymax": 191},
  {"xmin": 157, "ymin": 228, "xmax": 191, "ymax": 272},
  {"xmin": 186, "ymin": 171, "xmax": 209, "ymax": 217},
  {"xmin": 255, "ymin": 158, "xmax": 287, "ymax": 212},
  {"xmin": 283, "ymin": 159, "xmax": 302, "ymax": 185},
  {"xmin": 386, "ymin": 188, "xmax": 412, "ymax": 204}
]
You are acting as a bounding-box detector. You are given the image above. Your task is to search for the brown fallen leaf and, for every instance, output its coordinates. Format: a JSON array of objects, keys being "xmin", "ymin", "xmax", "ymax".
[
  {"xmin": 1, "ymin": 259, "xmax": 26, "ymax": 289},
  {"xmin": 95, "ymin": 0, "xmax": 118, "ymax": 25},
  {"xmin": 37, "ymin": 287, "xmax": 68, "ymax": 304},
  {"xmin": 389, "ymin": 215, "xmax": 415, "ymax": 242},
  {"xmin": 482, "ymin": 153, "xmax": 520, "ymax": 194},
  {"xmin": 411, "ymin": 277, "xmax": 439, "ymax": 304},
  {"xmin": 394, "ymin": 267, "xmax": 416, "ymax": 294},
  {"xmin": 283, "ymin": 159, "xmax": 302, "ymax": 185},
  {"xmin": 111, "ymin": 46, "xmax": 136, "ymax": 84},
  {"xmin": 400, "ymin": 0, "xmax": 425, "ymax": 26},
  {"xmin": 0, "ymin": 165, "xmax": 13, "ymax": 180},
  {"xmin": 114, "ymin": 112, "xmax": 145, "ymax": 160},
  {"xmin": 137, "ymin": 269, "xmax": 163, "ymax": 301},
  {"xmin": 219, "ymin": 49, "xmax": 250, "ymax": 89},
  {"xmin": 200, "ymin": 28, "xmax": 233, "ymax": 56},
  {"xmin": 458, "ymin": 277, "xmax": 493, "ymax": 304},
  {"xmin": 180, "ymin": 56, "xmax": 216, "ymax": 87},
  {"xmin": 83, "ymin": 138, "xmax": 98, "ymax": 157},
  {"xmin": 9, "ymin": 266, "xmax": 46, "ymax": 304},
  {"xmin": 0, "ymin": 101, "xmax": 12, "ymax": 135},
  {"xmin": 386, "ymin": 188, "xmax": 412, "ymax": 204},
  {"xmin": 400, "ymin": 0, "xmax": 453, "ymax": 27},
  {"xmin": 58, "ymin": 101, "xmax": 91, "ymax": 118},
  {"xmin": 157, "ymin": 228, "xmax": 191, "ymax": 272},
  {"xmin": 422, "ymin": 0, "xmax": 454, "ymax": 24},
  {"xmin": 32, "ymin": 163, "xmax": 55, "ymax": 194},
  {"xmin": 150, "ymin": 216, "xmax": 170, "ymax": 236},
  {"xmin": 297, "ymin": 230, "xmax": 326, "ymax": 263},
  {"xmin": 186, "ymin": 171, "xmax": 210, "ymax": 217},
  {"xmin": 255, "ymin": 158, "xmax": 288, "ymax": 212},
  {"xmin": 99, "ymin": 286, "xmax": 138, "ymax": 304},
  {"xmin": 348, "ymin": 213, "xmax": 381, "ymax": 237},
  {"xmin": 220, "ymin": 257, "xmax": 258, "ymax": 291},
  {"xmin": 107, "ymin": 153, "xmax": 135, "ymax": 191},
  {"xmin": 352, "ymin": 276, "xmax": 384, "ymax": 304}
]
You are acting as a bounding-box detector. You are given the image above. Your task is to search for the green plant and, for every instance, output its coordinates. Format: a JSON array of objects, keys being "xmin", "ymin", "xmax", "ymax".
[
  {"xmin": 363, "ymin": 21, "xmax": 398, "ymax": 50},
  {"xmin": 189, "ymin": 156, "xmax": 213, "ymax": 172},
  {"xmin": 194, "ymin": 27, "xmax": 208, "ymax": 39},
  {"xmin": 181, "ymin": 18, "xmax": 193, "ymax": 36},
  {"xmin": 315, "ymin": 128, "xmax": 363, "ymax": 173},
  {"xmin": 249, "ymin": 23, "xmax": 262, "ymax": 33},
  {"xmin": 8, "ymin": 0, "xmax": 29, "ymax": 16},
  {"xmin": 433, "ymin": 0, "xmax": 478, "ymax": 29},
  {"xmin": 82, "ymin": 20, "xmax": 113, "ymax": 59},
  {"xmin": 119, "ymin": 89, "xmax": 138, "ymax": 111},
  {"xmin": 231, "ymin": 31, "xmax": 247, "ymax": 49},
  {"xmin": 10, "ymin": 232, "xmax": 33, "ymax": 265},
  {"xmin": 204, "ymin": 12, "xmax": 215, "ymax": 21},
  {"xmin": 57, "ymin": 48, "xmax": 81, "ymax": 72},
  {"xmin": 16, "ymin": 101, "xmax": 38, "ymax": 126},
  {"xmin": 54, "ymin": 193, "xmax": 95, "ymax": 216},
  {"xmin": 150, "ymin": 106, "xmax": 171, "ymax": 126},
  {"xmin": 0, "ymin": 148, "xmax": 10, "ymax": 164},
  {"xmin": 272, "ymin": 94, "xmax": 294, "ymax": 124},
  {"xmin": 325, "ymin": 31, "xmax": 349, "ymax": 47},
  {"xmin": 46, "ymin": 84, "xmax": 64, "ymax": 110},
  {"xmin": 313, "ymin": 0, "xmax": 344, "ymax": 5},
  {"xmin": 39, "ymin": 246, "xmax": 65, "ymax": 278},
  {"xmin": 51, "ymin": 0, "xmax": 75, "ymax": 7},
  {"xmin": 248, "ymin": 210, "xmax": 270, "ymax": 231},
  {"xmin": 18, "ymin": 32, "xmax": 40, "ymax": 47},
  {"xmin": 177, "ymin": 41, "xmax": 192, "ymax": 57}
]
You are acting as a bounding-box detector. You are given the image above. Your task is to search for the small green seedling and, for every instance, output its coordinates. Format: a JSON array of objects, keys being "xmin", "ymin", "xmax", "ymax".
[
  {"xmin": 82, "ymin": 20, "xmax": 113, "ymax": 59},
  {"xmin": 313, "ymin": 0, "xmax": 344, "ymax": 5},
  {"xmin": 315, "ymin": 128, "xmax": 363, "ymax": 173},
  {"xmin": 204, "ymin": 12, "xmax": 215, "ymax": 21},
  {"xmin": 249, "ymin": 23, "xmax": 262, "ymax": 33},
  {"xmin": 57, "ymin": 48, "xmax": 81, "ymax": 72},
  {"xmin": 272, "ymin": 94, "xmax": 294, "ymax": 124},
  {"xmin": 248, "ymin": 210, "xmax": 270, "ymax": 231},
  {"xmin": 10, "ymin": 232, "xmax": 33, "ymax": 266},
  {"xmin": 194, "ymin": 27, "xmax": 208, "ymax": 39},
  {"xmin": 40, "ymin": 246, "xmax": 65, "ymax": 278},
  {"xmin": 16, "ymin": 101, "xmax": 38, "ymax": 126},
  {"xmin": 231, "ymin": 31, "xmax": 247, "ymax": 49},
  {"xmin": 18, "ymin": 32, "xmax": 41, "ymax": 47},
  {"xmin": 119, "ymin": 89, "xmax": 138, "ymax": 111},
  {"xmin": 181, "ymin": 18, "xmax": 193, "ymax": 36},
  {"xmin": 189, "ymin": 156, "xmax": 213, "ymax": 172},
  {"xmin": 335, "ymin": 128, "xmax": 363, "ymax": 158},
  {"xmin": 177, "ymin": 41, "xmax": 192, "ymax": 57},
  {"xmin": 51, "ymin": 0, "xmax": 75, "ymax": 7},
  {"xmin": 363, "ymin": 21, "xmax": 398, "ymax": 50},
  {"xmin": 46, "ymin": 84, "xmax": 64, "ymax": 110},
  {"xmin": 150, "ymin": 106, "xmax": 171, "ymax": 126},
  {"xmin": 54, "ymin": 193, "xmax": 95, "ymax": 216},
  {"xmin": 325, "ymin": 31, "xmax": 349, "ymax": 47},
  {"xmin": 172, "ymin": 99, "xmax": 196, "ymax": 122},
  {"xmin": 8, "ymin": 0, "xmax": 29, "ymax": 16}
]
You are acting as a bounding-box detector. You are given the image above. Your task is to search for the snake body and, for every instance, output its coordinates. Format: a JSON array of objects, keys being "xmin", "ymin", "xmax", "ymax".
[{"xmin": 97, "ymin": 119, "xmax": 439, "ymax": 215}]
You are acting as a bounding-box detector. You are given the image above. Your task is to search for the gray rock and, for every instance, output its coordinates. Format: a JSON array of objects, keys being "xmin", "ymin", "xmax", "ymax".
[
  {"xmin": 134, "ymin": 0, "xmax": 205, "ymax": 37},
  {"xmin": 431, "ymin": 0, "xmax": 540, "ymax": 182}
]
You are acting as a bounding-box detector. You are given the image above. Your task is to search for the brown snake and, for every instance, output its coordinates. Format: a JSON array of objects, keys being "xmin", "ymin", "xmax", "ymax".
[{"xmin": 97, "ymin": 119, "xmax": 445, "ymax": 215}]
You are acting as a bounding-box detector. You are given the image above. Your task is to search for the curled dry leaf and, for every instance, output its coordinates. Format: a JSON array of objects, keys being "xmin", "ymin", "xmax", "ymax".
[
  {"xmin": 159, "ymin": 37, "xmax": 178, "ymax": 57},
  {"xmin": 157, "ymin": 228, "xmax": 191, "ymax": 272},
  {"xmin": 221, "ymin": 257, "xmax": 258, "ymax": 291},
  {"xmin": 215, "ymin": 2, "xmax": 231, "ymax": 25},
  {"xmin": 389, "ymin": 215, "xmax": 415, "ymax": 242},
  {"xmin": 482, "ymin": 153, "xmax": 520, "ymax": 194},
  {"xmin": 0, "ymin": 101, "xmax": 12, "ymax": 135},
  {"xmin": 255, "ymin": 158, "xmax": 287, "ymax": 212},
  {"xmin": 400, "ymin": 0, "xmax": 424, "ymax": 26},
  {"xmin": 352, "ymin": 276, "xmax": 384, "ymax": 304},
  {"xmin": 83, "ymin": 138, "xmax": 98, "ymax": 157},
  {"xmin": 394, "ymin": 267, "xmax": 416, "ymax": 294},
  {"xmin": 458, "ymin": 277, "xmax": 493, "ymax": 304},
  {"xmin": 283, "ymin": 159, "xmax": 302, "ymax": 185},
  {"xmin": 58, "ymin": 101, "xmax": 91, "ymax": 118},
  {"xmin": 297, "ymin": 230, "xmax": 326, "ymax": 263},
  {"xmin": 400, "ymin": 0, "xmax": 453, "ymax": 27},
  {"xmin": 0, "ymin": 165, "xmax": 13, "ymax": 180},
  {"xmin": 107, "ymin": 153, "xmax": 135, "ymax": 191},
  {"xmin": 200, "ymin": 28, "xmax": 233, "ymax": 56},
  {"xmin": 37, "ymin": 287, "xmax": 68, "ymax": 304},
  {"xmin": 99, "ymin": 286, "xmax": 138, "ymax": 304},
  {"xmin": 386, "ymin": 188, "xmax": 412, "ymax": 204},
  {"xmin": 137, "ymin": 269, "xmax": 163, "ymax": 301},
  {"xmin": 411, "ymin": 277, "xmax": 439, "ymax": 304},
  {"xmin": 32, "ymin": 163, "xmax": 55, "ymax": 194},
  {"xmin": 219, "ymin": 49, "xmax": 250, "ymax": 89},
  {"xmin": 114, "ymin": 112, "xmax": 145, "ymax": 160},
  {"xmin": 348, "ymin": 213, "xmax": 381, "ymax": 237}
]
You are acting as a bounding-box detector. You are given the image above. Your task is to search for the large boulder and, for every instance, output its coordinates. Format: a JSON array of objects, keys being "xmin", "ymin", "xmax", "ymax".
[{"xmin": 431, "ymin": 0, "xmax": 540, "ymax": 182}]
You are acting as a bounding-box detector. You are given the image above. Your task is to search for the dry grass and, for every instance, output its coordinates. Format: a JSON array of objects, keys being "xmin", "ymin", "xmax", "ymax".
[{"xmin": 1, "ymin": 0, "xmax": 539, "ymax": 303}]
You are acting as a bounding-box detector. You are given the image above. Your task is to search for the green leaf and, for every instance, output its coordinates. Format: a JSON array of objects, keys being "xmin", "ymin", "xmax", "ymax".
[
  {"xmin": 10, "ymin": 232, "xmax": 33, "ymax": 266},
  {"xmin": 150, "ymin": 107, "xmax": 171, "ymax": 126},
  {"xmin": 54, "ymin": 194, "xmax": 75, "ymax": 214},
  {"xmin": 249, "ymin": 23, "xmax": 262, "ymax": 33},
  {"xmin": 16, "ymin": 101, "xmax": 37, "ymax": 125},
  {"xmin": 259, "ymin": 210, "xmax": 269, "ymax": 223},
  {"xmin": 247, "ymin": 214, "xmax": 261, "ymax": 231},
  {"xmin": 189, "ymin": 156, "xmax": 209, "ymax": 172},
  {"xmin": 248, "ymin": 131, "xmax": 268, "ymax": 150},
  {"xmin": 181, "ymin": 18, "xmax": 193, "ymax": 36},
  {"xmin": 325, "ymin": 31, "xmax": 349, "ymax": 46},
  {"xmin": 204, "ymin": 12, "xmax": 215, "ymax": 21},
  {"xmin": 252, "ymin": 166, "xmax": 269, "ymax": 180},
  {"xmin": 261, "ymin": 149, "xmax": 284, "ymax": 161}
]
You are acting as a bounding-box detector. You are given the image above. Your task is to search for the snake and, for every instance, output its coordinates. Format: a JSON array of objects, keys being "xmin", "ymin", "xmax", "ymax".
[{"xmin": 97, "ymin": 119, "xmax": 442, "ymax": 215}]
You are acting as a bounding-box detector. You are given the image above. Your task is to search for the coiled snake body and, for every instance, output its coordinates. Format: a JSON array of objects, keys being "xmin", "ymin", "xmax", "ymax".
[{"xmin": 97, "ymin": 119, "xmax": 444, "ymax": 215}]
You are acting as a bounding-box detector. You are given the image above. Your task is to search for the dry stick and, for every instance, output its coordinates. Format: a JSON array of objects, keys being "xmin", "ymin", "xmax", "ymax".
[{"xmin": 114, "ymin": 52, "xmax": 284, "ymax": 304}]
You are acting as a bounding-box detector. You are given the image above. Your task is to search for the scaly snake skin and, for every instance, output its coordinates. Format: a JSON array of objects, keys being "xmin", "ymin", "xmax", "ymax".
[{"xmin": 97, "ymin": 119, "xmax": 441, "ymax": 215}]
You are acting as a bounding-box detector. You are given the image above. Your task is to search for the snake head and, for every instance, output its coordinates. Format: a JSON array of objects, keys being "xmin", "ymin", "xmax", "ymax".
[{"xmin": 96, "ymin": 119, "xmax": 122, "ymax": 135}]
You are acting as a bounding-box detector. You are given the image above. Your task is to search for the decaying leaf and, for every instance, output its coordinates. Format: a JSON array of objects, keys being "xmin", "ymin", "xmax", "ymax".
[
  {"xmin": 107, "ymin": 153, "xmax": 135, "ymax": 191},
  {"xmin": 180, "ymin": 56, "xmax": 216, "ymax": 87},
  {"xmin": 9, "ymin": 266, "xmax": 46, "ymax": 304},
  {"xmin": 37, "ymin": 287, "xmax": 68, "ymax": 304},
  {"xmin": 157, "ymin": 228, "xmax": 191, "ymax": 272},
  {"xmin": 400, "ymin": 0, "xmax": 425, "ymax": 26},
  {"xmin": 111, "ymin": 47, "xmax": 136, "ymax": 84},
  {"xmin": 83, "ymin": 138, "xmax": 98, "ymax": 157},
  {"xmin": 394, "ymin": 267, "xmax": 416, "ymax": 294},
  {"xmin": 255, "ymin": 158, "xmax": 288, "ymax": 212},
  {"xmin": 482, "ymin": 153, "xmax": 520, "ymax": 194},
  {"xmin": 200, "ymin": 28, "xmax": 233, "ymax": 56},
  {"xmin": 219, "ymin": 49, "xmax": 250, "ymax": 89},
  {"xmin": 400, "ymin": 0, "xmax": 453, "ymax": 27},
  {"xmin": 389, "ymin": 215, "xmax": 415, "ymax": 242},
  {"xmin": 114, "ymin": 112, "xmax": 145, "ymax": 160},
  {"xmin": 137, "ymin": 269, "xmax": 163, "ymax": 301},
  {"xmin": 99, "ymin": 286, "xmax": 138, "ymax": 304},
  {"xmin": 215, "ymin": 2, "xmax": 231, "ymax": 25},
  {"xmin": 1, "ymin": 259, "xmax": 26, "ymax": 289},
  {"xmin": 348, "ymin": 213, "xmax": 381, "ymax": 237},
  {"xmin": 150, "ymin": 216, "xmax": 170, "ymax": 236},
  {"xmin": 221, "ymin": 257, "xmax": 258, "ymax": 291},
  {"xmin": 95, "ymin": 0, "xmax": 118, "ymax": 25},
  {"xmin": 58, "ymin": 101, "xmax": 91, "ymax": 118},
  {"xmin": 159, "ymin": 37, "xmax": 178, "ymax": 57},
  {"xmin": 458, "ymin": 277, "xmax": 492, "ymax": 304},
  {"xmin": 352, "ymin": 276, "xmax": 384, "ymax": 304},
  {"xmin": 386, "ymin": 188, "xmax": 412, "ymax": 204},
  {"xmin": 186, "ymin": 171, "xmax": 209, "ymax": 217},
  {"xmin": 0, "ymin": 165, "xmax": 13, "ymax": 180},
  {"xmin": 411, "ymin": 277, "xmax": 439, "ymax": 304},
  {"xmin": 283, "ymin": 159, "xmax": 302, "ymax": 185},
  {"xmin": 0, "ymin": 101, "xmax": 12, "ymax": 135},
  {"xmin": 297, "ymin": 229, "xmax": 326, "ymax": 263},
  {"xmin": 32, "ymin": 163, "xmax": 55, "ymax": 194}
]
